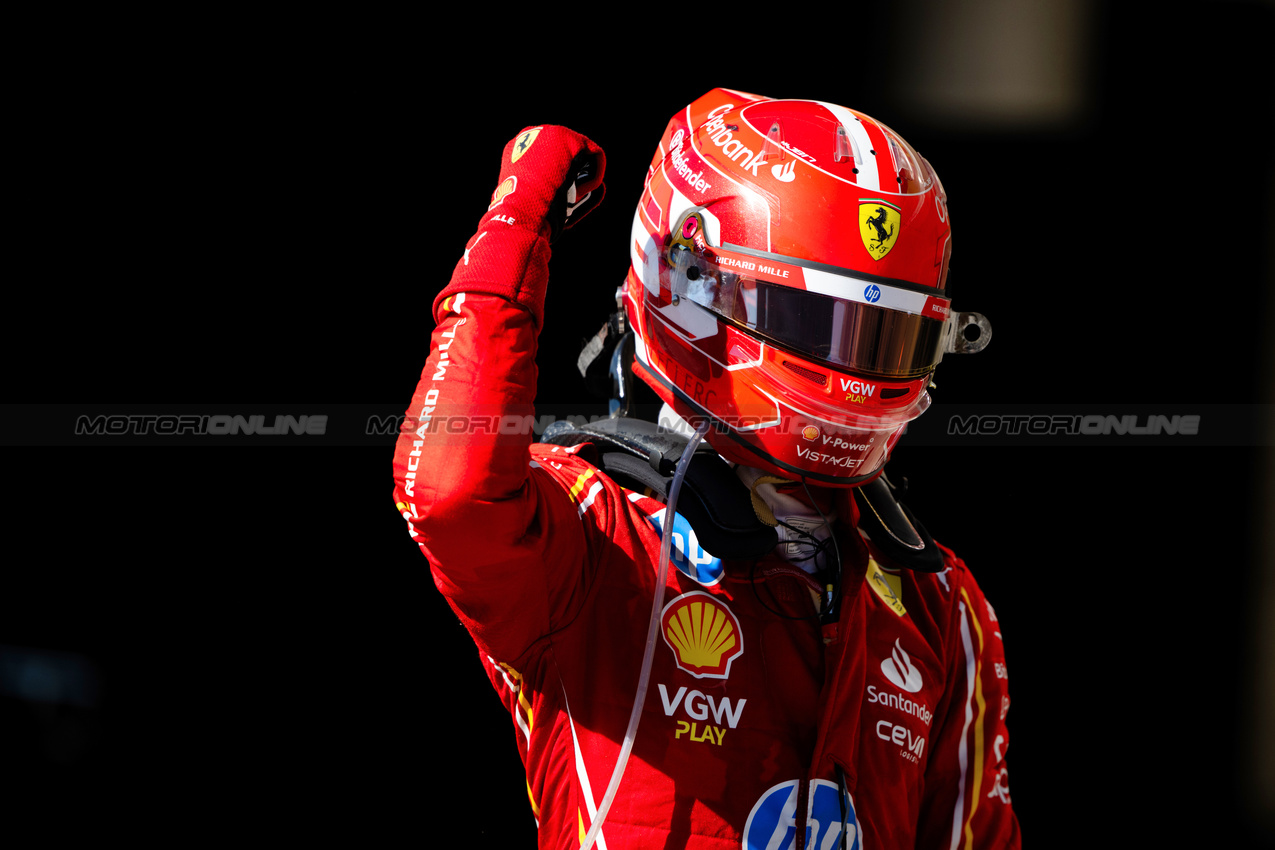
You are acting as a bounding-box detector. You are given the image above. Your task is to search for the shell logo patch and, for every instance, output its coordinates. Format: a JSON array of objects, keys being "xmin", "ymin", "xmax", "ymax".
[
  {"xmin": 661, "ymin": 591, "xmax": 743, "ymax": 679},
  {"xmin": 489, "ymin": 175, "xmax": 517, "ymax": 210},
  {"xmin": 859, "ymin": 199, "xmax": 901, "ymax": 261},
  {"xmin": 511, "ymin": 127, "xmax": 541, "ymax": 164}
]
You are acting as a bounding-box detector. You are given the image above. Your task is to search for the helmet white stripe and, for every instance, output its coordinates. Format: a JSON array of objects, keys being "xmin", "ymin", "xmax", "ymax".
[
  {"xmin": 630, "ymin": 211, "xmax": 660, "ymax": 296},
  {"xmin": 818, "ymin": 101, "xmax": 880, "ymax": 192},
  {"xmin": 802, "ymin": 266, "xmax": 932, "ymax": 314}
]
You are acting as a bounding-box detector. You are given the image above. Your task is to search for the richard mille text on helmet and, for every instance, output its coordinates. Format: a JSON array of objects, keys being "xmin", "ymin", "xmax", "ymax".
[{"xmin": 391, "ymin": 88, "xmax": 1019, "ymax": 849}]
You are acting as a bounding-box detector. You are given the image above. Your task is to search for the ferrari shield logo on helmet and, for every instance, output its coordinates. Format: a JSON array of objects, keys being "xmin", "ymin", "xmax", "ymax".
[
  {"xmin": 510, "ymin": 127, "xmax": 541, "ymax": 164},
  {"xmin": 859, "ymin": 200, "xmax": 901, "ymax": 261}
]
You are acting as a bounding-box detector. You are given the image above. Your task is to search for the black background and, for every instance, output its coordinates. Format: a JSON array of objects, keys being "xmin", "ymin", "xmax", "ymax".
[{"xmin": 3, "ymin": 2, "xmax": 1273, "ymax": 846}]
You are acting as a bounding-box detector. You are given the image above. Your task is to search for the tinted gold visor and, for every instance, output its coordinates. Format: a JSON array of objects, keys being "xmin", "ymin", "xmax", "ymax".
[
  {"xmin": 737, "ymin": 280, "xmax": 946, "ymax": 378},
  {"xmin": 672, "ymin": 254, "xmax": 944, "ymax": 378}
]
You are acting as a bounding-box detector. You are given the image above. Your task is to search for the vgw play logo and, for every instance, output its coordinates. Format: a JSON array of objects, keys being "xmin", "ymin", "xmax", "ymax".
[{"xmin": 743, "ymin": 779, "xmax": 862, "ymax": 850}]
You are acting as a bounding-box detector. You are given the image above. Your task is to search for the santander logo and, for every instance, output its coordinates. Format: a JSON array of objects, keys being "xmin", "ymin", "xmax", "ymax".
[{"xmin": 881, "ymin": 638, "xmax": 923, "ymax": 693}]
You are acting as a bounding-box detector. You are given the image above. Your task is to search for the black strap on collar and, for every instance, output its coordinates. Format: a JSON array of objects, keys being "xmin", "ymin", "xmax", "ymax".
[
  {"xmin": 542, "ymin": 418, "xmax": 944, "ymax": 572},
  {"xmin": 543, "ymin": 418, "xmax": 779, "ymax": 561},
  {"xmin": 851, "ymin": 475, "xmax": 945, "ymax": 573}
]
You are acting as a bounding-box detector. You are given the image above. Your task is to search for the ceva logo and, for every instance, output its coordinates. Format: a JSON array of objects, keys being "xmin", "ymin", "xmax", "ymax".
[
  {"xmin": 881, "ymin": 638, "xmax": 924, "ymax": 693},
  {"xmin": 661, "ymin": 591, "xmax": 743, "ymax": 679}
]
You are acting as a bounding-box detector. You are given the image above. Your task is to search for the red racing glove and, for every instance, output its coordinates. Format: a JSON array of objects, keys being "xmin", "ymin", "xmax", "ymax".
[{"xmin": 435, "ymin": 125, "xmax": 606, "ymax": 328}]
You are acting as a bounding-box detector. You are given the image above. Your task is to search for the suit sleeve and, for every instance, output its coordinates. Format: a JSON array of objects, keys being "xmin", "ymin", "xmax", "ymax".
[
  {"xmin": 916, "ymin": 547, "xmax": 1022, "ymax": 849},
  {"xmin": 389, "ymin": 127, "xmax": 606, "ymax": 664}
]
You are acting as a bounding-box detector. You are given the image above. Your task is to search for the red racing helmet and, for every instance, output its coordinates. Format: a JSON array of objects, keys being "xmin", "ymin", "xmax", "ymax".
[{"xmin": 623, "ymin": 88, "xmax": 991, "ymax": 486}]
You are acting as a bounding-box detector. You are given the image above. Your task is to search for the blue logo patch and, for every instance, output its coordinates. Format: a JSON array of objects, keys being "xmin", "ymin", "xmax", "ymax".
[
  {"xmin": 742, "ymin": 779, "xmax": 860, "ymax": 850},
  {"xmin": 863, "ymin": 284, "xmax": 882, "ymax": 303},
  {"xmin": 647, "ymin": 508, "xmax": 724, "ymax": 586}
]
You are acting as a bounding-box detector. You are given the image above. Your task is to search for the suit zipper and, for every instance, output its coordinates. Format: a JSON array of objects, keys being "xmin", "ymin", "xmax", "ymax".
[{"xmin": 794, "ymin": 773, "xmax": 811, "ymax": 850}]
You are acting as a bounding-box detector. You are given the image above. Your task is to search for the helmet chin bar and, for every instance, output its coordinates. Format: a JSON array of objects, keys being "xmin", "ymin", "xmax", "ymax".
[
  {"xmin": 631, "ymin": 356, "xmax": 898, "ymax": 488},
  {"xmin": 626, "ymin": 283, "xmax": 934, "ymax": 487}
]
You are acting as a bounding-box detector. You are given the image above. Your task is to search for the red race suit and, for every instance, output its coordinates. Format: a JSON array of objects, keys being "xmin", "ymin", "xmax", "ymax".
[{"xmin": 391, "ymin": 126, "xmax": 1021, "ymax": 849}]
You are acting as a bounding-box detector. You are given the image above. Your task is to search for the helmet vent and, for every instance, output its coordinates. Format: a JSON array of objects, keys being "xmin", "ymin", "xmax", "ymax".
[
  {"xmin": 781, "ymin": 360, "xmax": 828, "ymax": 386},
  {"xmin": 760, "ymin": 121, "xmax": 786, "ymax": 163},
  {"xmin": 834, "ymin": 125, "xmax": 853, "ymax": 163},
  {"xmin": 879, "ymin": 387, "xmax": 912, "ymax": 399}
]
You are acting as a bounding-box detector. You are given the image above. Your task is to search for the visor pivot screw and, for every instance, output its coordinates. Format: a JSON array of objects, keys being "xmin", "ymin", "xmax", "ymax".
[{"xmin": 671, "ymin": 294, "xmax": 680, "ymax": 306}]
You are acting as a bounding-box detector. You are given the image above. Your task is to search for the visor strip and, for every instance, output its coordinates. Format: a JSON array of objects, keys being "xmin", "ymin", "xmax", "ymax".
[{"xmin": 714, "ymin": 244, "xmax": 950, "ymax": 319}]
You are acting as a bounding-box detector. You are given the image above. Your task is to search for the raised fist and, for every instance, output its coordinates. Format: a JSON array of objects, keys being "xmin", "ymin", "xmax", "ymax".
[
  {"xmin": 436, "ymin": 126, "xmax": 607, "ymax": 325},
  {"xmin": 483, "ymin": 125, "xmax": 606, "ymax": 242}
]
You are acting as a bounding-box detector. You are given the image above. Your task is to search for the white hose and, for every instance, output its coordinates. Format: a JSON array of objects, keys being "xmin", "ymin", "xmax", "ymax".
[{"xmin": 580, "ymin": 419, "xmax": 710, "ymax": 850}]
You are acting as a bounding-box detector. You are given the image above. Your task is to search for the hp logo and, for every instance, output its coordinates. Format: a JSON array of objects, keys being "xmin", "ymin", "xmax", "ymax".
[
  {"xmin": 743, "ymin": 779, "xmax": 861, "ymax": 850},
  {"xmin": 864, "ymin": 284, "xmax": 882, "ymax": 303}
]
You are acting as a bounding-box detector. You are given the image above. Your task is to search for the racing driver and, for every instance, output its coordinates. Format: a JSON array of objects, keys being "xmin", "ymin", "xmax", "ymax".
[{"xmin": 392, "ymin": 88, "xmax": 1021, "ymax": 848}]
